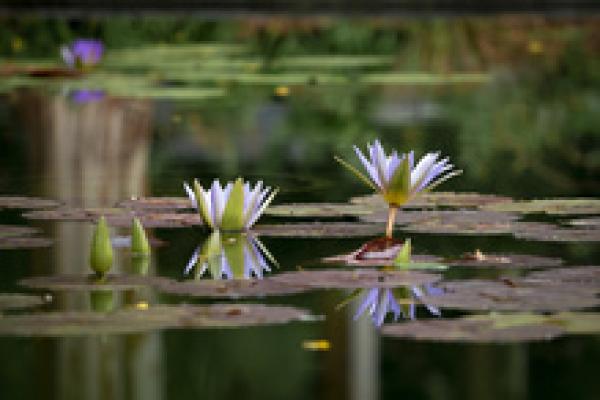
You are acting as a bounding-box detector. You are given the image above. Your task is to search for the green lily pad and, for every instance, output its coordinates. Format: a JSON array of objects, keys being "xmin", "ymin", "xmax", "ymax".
[
  {"xmin": 116, "ymin": 197, "xmax": 193, "ymax": 211},
  {"xmin": 155, "ymin": 278, "xmax": 307, "ymax": 299},
  {"xmin": 0, "ymin": 294, "xmax": 47, "ymax": 311},
  {"xmin": 0, "ymin": 303, "xmax": 313, "ymax": 336},
  {"xmin": 269, "ymin": 269, "xmax": 441, "ymax": 289},
  {"xmin": 0, "ymin": 196, "xmax": 62, "ymax": 209},
  {"xmin": 20, "ymin": 274, "xmax": 169, "ymax": 291},
  {"xmin": 265, "ymin": 203, "xmax": 373, "ymax": 218},
  {"xmin": 446, "ymin": 252, "xmax": 563, "ymax": 269},
  {"xmin": 382, "ymin": 311, "xmax": 600, "ymax": 343},
  {"xmin": 0, "ymin": 236, "xmax": 53, "ymax": 250},
  {"xmin": 0, "ymin": 225, "xmax": 40, "ymax": 239},
  {"xmin": 254, "ymin": 223, "xmax": 383, "ymax": 238},
  {"xmin": 420, "ymin": 278, "xmax": 599, "ymax": 312},
  {"xmin": 481, "ymin": 198, "xmax": 600, "ymax": 215},
  {"xmin": 23, "ymin": 208, "xmax": 202, "ymax": 228}
]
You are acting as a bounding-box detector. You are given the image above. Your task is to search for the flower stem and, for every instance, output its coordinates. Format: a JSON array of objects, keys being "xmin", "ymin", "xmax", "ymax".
[{"xmin": 386, "ymin": 206, "xmax": 398, "ymax": 239}]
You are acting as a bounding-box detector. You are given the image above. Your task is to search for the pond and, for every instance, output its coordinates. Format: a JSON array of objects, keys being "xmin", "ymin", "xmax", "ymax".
[{"xmin": 1, "ymin": 15, "xmax": 599, "ymax": 400}]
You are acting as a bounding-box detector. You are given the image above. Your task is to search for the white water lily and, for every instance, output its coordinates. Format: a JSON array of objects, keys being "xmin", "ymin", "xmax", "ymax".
[
  {"xmin": 336, "ymin": 139, "xmax": 461, "ymax": 238},
  {"xmin": 184, "ymin": 177, "xmax": 278, "ymax": 231},
  {"xmin": 184, "ymin": 232, "xmax": 277, "ymax": 280}
]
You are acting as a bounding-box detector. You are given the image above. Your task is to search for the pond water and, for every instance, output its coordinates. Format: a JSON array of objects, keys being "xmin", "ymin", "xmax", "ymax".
[{"xmin": 1, "ymin": 16, "xmax": 599, "ymax": 400}]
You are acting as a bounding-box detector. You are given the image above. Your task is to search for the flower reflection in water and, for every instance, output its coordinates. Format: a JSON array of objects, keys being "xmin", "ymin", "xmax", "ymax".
[
  {"xmin": 353, "ymin": 285, "xmax": 442, "ymax": 327},
  {"xmin": 184, "ymin": 231, "xmax": 277, "ymax": 280}
]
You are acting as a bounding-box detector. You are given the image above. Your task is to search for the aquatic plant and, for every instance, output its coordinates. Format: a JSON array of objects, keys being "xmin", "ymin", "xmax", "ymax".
[
  {"xmin": 89, "ymin": 216, "xmax": 113, "ymax": 275},
  {"xmin": 69, "ymin": 89, "xmax": 105, "ymax": 104},
  {"xmin": 184, "ymin": 231, "xmax": 276, "ymax": 280},
  {"xmin": 184, "ymin": 178, "xmax": 278, "ymax": 231},
  {"xmin": 61, "ymin": 39, "xmax": 104, "ymax": 69},
  {"xmin": 336, "ymin": 139, "xmax": 461, "ymax": 238}
]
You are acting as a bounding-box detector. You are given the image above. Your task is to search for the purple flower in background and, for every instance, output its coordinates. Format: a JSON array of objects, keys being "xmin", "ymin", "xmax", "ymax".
[
  {"xmin": 61, "ymin": 39, "xmax": 104, "ymax": 68},
  {"xmin": 70, "ymin": 89, "xmax": 105, "ymax": 104},
  {"xmin": 353, "ymin": 284, "xmax": 442, "ymax": 327}
]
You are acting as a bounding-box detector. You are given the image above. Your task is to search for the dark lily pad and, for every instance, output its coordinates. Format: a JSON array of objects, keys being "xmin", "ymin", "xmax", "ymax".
[
  {"xmin": 254, "ymin": 223, "xmax": 383, "ymax": 238},
  {"xmin": 270, "ymin": 269, "xmax": 441, "ymax": 289},
  {"xmin": 20, "ymin": 274, "xmax": 169, "ymax": 291},
  {"xmin": 155, "ymin": 277, "xmax": 308, "ymax": 299},
  {"xmin": 0, "ymin": 225, "xmax": 40, "ymax": 239},
  {"xmin": 0, "ymin": 196, "xmax": 62, "ymax": 209},
  {"xmin": 0, "ymin": 304, "xmax": 313, "ymax": 336},
  {"xmin": 481, "ymin": 198, "xmax": 600, "ymax": 215},
  {"xmin": 420, "ymin": 278, "xmax": 599, "ymax": 312},
  {"xmin": 0, "ymin": 236, "xmax": 53, "ymax": 249},
  {"xmin": 382, "ymin": 311, "xmax": 600, "ymax": 343},
  {"xmin": 382, "ymin": 318, "xmax": 562, "ymax": 343},
  {"xmin": 116, "ymin": 197, "xmax": 193, "ymax": 211},
  {"xmin": 446, "ymin": 251, "xmax": 563, "ymax": 269},
  {"xmin": 23, "ymin": 208, "xmax": 202, "ymax": 228},
  {"xmin": 265, "ymin": 203, "xmax": 373, "ymax": 218},
  {"xmin": 0, "ymin": 294, "xmax": 47, "ymax": 311}
]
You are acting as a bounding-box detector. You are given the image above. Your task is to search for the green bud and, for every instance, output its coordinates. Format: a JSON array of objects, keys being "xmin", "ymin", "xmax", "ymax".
[
  {"xmin": 130, "ymin": 255, "xmax": 149, "ymax": 275},
  {"xmin": 90, "ymin": 216, "xmax": 113, "ymax": 275},
  {"xmin": 131, "ymin": 217, "xmax": 150, "ymax": 256}
]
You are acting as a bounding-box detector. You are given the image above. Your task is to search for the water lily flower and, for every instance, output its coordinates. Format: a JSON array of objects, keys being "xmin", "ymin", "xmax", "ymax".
[
  {"xmin": 184, "ymin": 232, "xmax": 277, "ymax": 280},
  {"xmin": 336, "ymin": 139, "xmax": 461, "ymax": 238},
  {"xmin": 353, "ymin": 285, "xmax": 442, "ymax": 327},
  {"xmin": 70, "ymin": 89, "xmax": 105, "ymax": 104},
  {"xmin": 61, "ymin": 39, "xmax": 104, "ymax": 69},
  {"xmin": 184, "ymin": 177, "xmax": 278, "ymax": 231}
]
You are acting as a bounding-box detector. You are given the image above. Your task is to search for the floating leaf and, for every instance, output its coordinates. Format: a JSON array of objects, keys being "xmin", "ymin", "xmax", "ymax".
[
  {"xmin": 513, "ymin": 226, "xmax": 600, "ymax": 242},
  {"xmin": 481, "ymin": 198, "xmax": 600, "ymax": 215},
  {"xmin": 0, "ymin": 196, "xmax": 62, "ymax": 209},
  {"xmin": 0, "ymin": 294, "xmax": 46, "ymax": 311},
  {"xmin": 0, "ymin": 236, "xmax": 53, "ymax": 250},
  {"xmin": 20, "ymin": 274, "xmax": 168, "ymax": 291},
  {"xmin": 0, "ymin": 225, "xmax": 39, "ymax": 239},
  {"xmin": 269, "ymin": 269, "xmax": 441, "ymax": 289},
  {"xmin": 566, "ymin": 217, "xmax": 600, "ymax": 228},
  {"xmin": 116, "ymin": 197, "xmax": 192, "ymax": 211},
  {"xmin": 265, "ymin": 203, "xmax": 373, "ymax": 217},
  {"xmin": 446, "ymin": 252, "xmax": 563, "ymax": 269},
  {"xmin": 526, "ymin": 266, "xmax": 600, "ymax": 291},
  {"xmin": 0, "ymin": 304, "xmax": 313, "ymax": 336},
  {"xmin": 254, "ymin": 222, "xmax": 383, "ymax": 238}
]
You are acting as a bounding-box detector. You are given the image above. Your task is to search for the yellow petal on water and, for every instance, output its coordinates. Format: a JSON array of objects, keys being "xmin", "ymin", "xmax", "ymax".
[{"xmin": 302, "ymin": 339, "xmax": 331, "ymax": 351}]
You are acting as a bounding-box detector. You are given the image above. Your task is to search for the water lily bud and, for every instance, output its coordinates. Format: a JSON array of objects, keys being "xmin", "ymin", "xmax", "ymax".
[
  {"xmin": 90, "ymin": 216, "xmax": 113, "ymax": 275},
  {"xmin": 130, "ymin": 256, "xmax": 149, "ymax": 276},
  {"xmin": 131, "ymin": 217, "xmax": 150, "ymax": 256}
]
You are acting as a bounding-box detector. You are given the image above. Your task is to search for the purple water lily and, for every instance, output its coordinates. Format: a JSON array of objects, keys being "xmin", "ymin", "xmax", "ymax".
[
  {"xmin": 61, "ymin": 39, "xmax": 104, "ymax": 68},
  {"xmin": 336, "ymin": 139, "xmax": 461, "ymax": 238},
  {"xmin": 70, "ymin": 89, "xmax": 105, "ymax": 104}
]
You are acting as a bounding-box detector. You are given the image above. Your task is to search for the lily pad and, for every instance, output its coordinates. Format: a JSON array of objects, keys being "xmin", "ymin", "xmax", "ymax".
[
  {"xmin": 0, "ymin": 294, "xmax": 47, "ymax": 311},
  {"xmin": 23, "ymin": 208, "xmax": 202, "ymax": 228},
  {"xmin": 0, "ymin": 236, "xmax": 53, "ymax": 249},
  {"xmin": 513, "ymin": 226, "xmax": 600, "ymax": 242},
  {"xmin": 155, "ymin": 277, "xmax": 308, "ymax": 299},
  {"xmin": 0, "ymin": 304, "xmax": 313, "ymax": 336},
  {"xmin": 382, "ymin": 311, "xmax": 600, "ymax": 343},
  {"xmin": 362, "ymin": 210, "xmax": 520, "ymax": 235},
  {"xmin": 20, "ymin": 274, "xmax": 169, "ymax": 291},
  {"xmin": 0, "ymin": 196, "xmax": 62, "ymax": 209},
  {"xmin": 254, "ymin": 223, "xmax": 383, "ymax": 238},
  {"xmin": 350, "ymin": 192, "xmax": 513, "ymax": 209},
  {"xmin": 566, "ymin": 217, "xmax": 600, "ymax": 228},
  {"xmin": 382, "ymin": 318, "xmax": 562, "ymax": 343},
  {"xmin": 420, "ymin": 278, "xmax": 599, "ymax": 312},
  {"xmin": 481, "ymin": 198, "xmax": 600, "ymax": 215},
  {"xmin": 116, "ymin": 197, "xmax": 193, "ymax": 211},
  {"xmin": 0, "ymin": 225, "xmax": 40, "ymax": 239},
  {"xmin": 265, "ymin": 203, "xmax": 373, "ymax": 218},
  {"xmin": 446, "ymin": 252, "xmax": 563, "ymax": 269},
  {"xmin": 526, "ymin": 266, "xmax": 600, "ymax": 291},
  {"xmin": 269, "ymin": 269, "xmax": 441, "ymax": 289}
]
